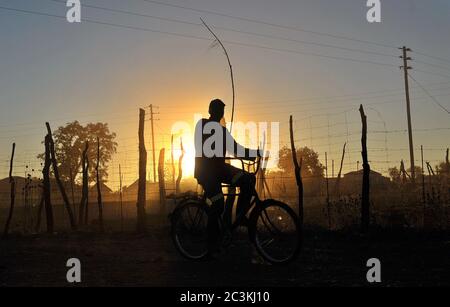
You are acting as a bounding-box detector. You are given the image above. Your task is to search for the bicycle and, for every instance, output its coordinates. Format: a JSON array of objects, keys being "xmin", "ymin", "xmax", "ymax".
[{"xmin": 170, "ymin": 156, "xmax": 302, "ymax": 264}]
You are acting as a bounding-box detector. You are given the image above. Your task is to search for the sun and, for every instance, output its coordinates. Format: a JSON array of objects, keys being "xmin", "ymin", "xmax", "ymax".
[{"xmin": 181, "ymin": 146, "xmax": 196, "ymax": 178}]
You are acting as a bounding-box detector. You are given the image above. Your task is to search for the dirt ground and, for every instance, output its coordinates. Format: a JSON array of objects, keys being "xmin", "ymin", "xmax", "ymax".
[{"xmin": 0, "ymin": 216, "xmax": 449, "ymax": 287}]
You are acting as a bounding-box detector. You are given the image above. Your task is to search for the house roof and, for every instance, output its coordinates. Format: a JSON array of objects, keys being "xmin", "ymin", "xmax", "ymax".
[
  {"xmin": 344, "ymin": 169, "xmax": 384, "ymax": 177},
  {"xmin": 90, "ymin": 182, "xmax": 113, "ymax": 194}
]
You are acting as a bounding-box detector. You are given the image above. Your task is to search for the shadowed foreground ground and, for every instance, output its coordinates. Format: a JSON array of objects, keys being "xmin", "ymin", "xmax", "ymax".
[{"xmin": 0, "ymin": 218, "xmax": 449, "ymax": 287}]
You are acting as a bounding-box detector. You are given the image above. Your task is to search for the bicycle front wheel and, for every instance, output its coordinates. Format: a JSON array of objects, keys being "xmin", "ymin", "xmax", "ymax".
[
  {"xmin": 249, "ymin": 199, "xmax": 301, "ymax": 264},
  {"xmin": 171, "ymin": 199, "xmax": 209, "ymax": 260}
]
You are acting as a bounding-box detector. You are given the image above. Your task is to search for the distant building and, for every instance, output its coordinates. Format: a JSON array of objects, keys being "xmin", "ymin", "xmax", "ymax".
[
  {"xmin": 89, "ymin": 182, "xmax": 114, "ymax": 201},
  {"xmin": 340, "ymin": 169, "xmax": 390, "ymax": 194},
  {"xmin": 121, "ymin": 180, "xmax": 159, "ymax": 201}
]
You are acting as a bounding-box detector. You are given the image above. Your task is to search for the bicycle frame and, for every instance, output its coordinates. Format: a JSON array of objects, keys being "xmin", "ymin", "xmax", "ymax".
[{"xmin": 218, "ymin": 156, "xmax": 263, "ymax": 231}]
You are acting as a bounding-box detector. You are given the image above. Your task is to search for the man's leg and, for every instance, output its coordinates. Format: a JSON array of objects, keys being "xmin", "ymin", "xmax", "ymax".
[
  {"xmin": 235, "ymin": 172, "xmax": 256, "ymax": 221},
  {"xmin": 202, "ymin": 180, "xmax": 224, "ymax": 253},
  {"xmin": 223, "ymin": 165, "xmax": 256, "ymax": 222}
]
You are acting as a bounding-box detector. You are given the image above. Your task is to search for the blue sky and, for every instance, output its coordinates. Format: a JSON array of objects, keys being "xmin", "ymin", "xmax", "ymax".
[{"xmin": 0, "ymin": 0, "xmax": 449, "ymax": 186}]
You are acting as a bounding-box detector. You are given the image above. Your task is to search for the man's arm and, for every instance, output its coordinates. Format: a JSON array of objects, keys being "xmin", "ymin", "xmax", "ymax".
[{"xmin": 224, "ymin": 126, "xmax": 259, "ymax": 160}]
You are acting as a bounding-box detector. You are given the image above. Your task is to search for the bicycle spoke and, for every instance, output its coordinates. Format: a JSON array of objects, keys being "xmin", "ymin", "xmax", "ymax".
[
  {"xmin": 253, "ymin": 201, "xmax": 300, "ymax": 264},
  {"xmin": 260, "ymin": 238, "xmax": 275, "ymax": 248},
  {"xmin": 260, "ymin": 209, "xmax": 283, "ymax": 236},
  {"xmin": 192, "ymin": 207, "xmax": 204, "ymax": 231},
  {"xmin": 173, "ymin": 202, "xmax": 209, "ymax": 260},
  {"xmin": 186, "ymin": 206, "xmax": 197, "ymax": 228}
]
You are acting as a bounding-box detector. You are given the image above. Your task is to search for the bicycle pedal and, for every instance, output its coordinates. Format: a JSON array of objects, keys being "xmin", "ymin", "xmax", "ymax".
[{"xmin": 251, "ymin": 254, "xmax": 267, "ymax": 265}]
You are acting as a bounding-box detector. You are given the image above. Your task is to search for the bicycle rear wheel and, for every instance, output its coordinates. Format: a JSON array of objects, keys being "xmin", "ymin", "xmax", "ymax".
[
  {"xmin": 249, "ymin": 199, "xmax": 301, "ymax": 264},
  {"xmin": 171, "ymin": 199, "xmax": 209, "ymax": 260}
]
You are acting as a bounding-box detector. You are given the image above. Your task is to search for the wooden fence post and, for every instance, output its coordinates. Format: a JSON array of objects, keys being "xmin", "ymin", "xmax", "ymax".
[
  {"xmin": 426, "ymin": 161, "xmax": 435, "ymax": 198},
  {"xmin": 69, "ymin": 167, "xmax": 76, "ymax": 219},
  {"xmin": 325, "ymin": 152, "xmax": 331, "ymax": 229},
  {"xmin": 445, "ymin": 148, "xmax": 449, "ymax": 195},
  {"xmin": 334, "ymin": 142, "xmax": 346, "ymax": 196},
  {"xmin": 332, "ymin": 160, "xmax": 334, "ymax": 178},
  {"xmin": 43, "ymin": 134, "xmax": 54, "ymax": 233},
  {"xmin": 359, "ymin": 105, "xmax": 370, "ymax": 234},
  {"xmin": 137, "ymin": 108, "xmax": 147, "ymax": 232},
  {"xmin": 46, "ymin": 123, "xmax": 76, "ymax": 230},
  {"xmin": 158, "ymin": 148, "xmax": 166, "ymax": 214},
  {"xmin": 23, "ymin": 175, "xmax": 32, "ymax": 233},
  {"xmin": 176, "ymin": 138, "xmax": 184, "ymax": 195},
  {"xmin": 262, "ymin": 175, "xmax": 273, "ymax": 199},
  {"xmin": 421, "ymin": 146, "xmax": 425, "ymax": 203},
  {"xmin": 96, "ymin": 137, "xmax": 104, "ymax": 232},
  {"xmin": 421, "ymin": 145, "xmax": 426, "ymax": 227},
  {"xmin": 3, "ymin": 143, "xmax": 16, "ymax": 237},
  {"xmin": 289, "ymin": 115, "xmax": 304, "ymax": 225},
  {"xmin": 35, "ymin": 189, "xmax": 44, "ymax": 232},
  {"xmin": 79, "ymin": 142, "xmax": 89, "ymax": 225},
  {"xmin": 426, "ymin": 162, "xmax": 435, "ymax": 176},
  {"xmin": 256, "ymin": 168, "xmax": 266, "ymax": 197},
  {"xmin": 171, "ymin": 135, "xmax": 176, "ymax": 189},
  {"xmin": 119, "ymin": 164, "xmax": 124, "ymax": 232},
  {"xmin": 400, "ymin": 160, "xmax": 407, "ymax": 184}
]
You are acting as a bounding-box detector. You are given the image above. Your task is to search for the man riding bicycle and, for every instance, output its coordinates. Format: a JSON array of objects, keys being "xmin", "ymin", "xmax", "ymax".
[{"xmin": 194, "ymin": 99, "xmax": 259, "ymax": 254}]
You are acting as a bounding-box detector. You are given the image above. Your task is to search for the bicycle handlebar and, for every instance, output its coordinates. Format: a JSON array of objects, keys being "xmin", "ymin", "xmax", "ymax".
[{"xmin": 224, "ymin": 155, "xmax": 263, "ymax": 176}]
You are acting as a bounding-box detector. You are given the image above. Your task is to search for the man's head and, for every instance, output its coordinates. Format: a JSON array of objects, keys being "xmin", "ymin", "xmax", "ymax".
[{"xmin": 208, "ymin": 99, "xmax": 225, "ymax": 122}]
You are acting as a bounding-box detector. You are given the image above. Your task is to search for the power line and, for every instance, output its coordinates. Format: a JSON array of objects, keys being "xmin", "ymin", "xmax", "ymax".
[
  {"xmin": 0, "ymin": 5, "xmax": 208, "ymax": 39},
  {"xmin": 141, "ymin": 0, "xmax": 397, "ymax": 50},
  {"xmin": 414, "ymin": 69, "xmax": 450, "ymax": 80},
  {"xmin": 235, "ymin": 86, "xmax": 450, "ymax": 109},
  {"xmin": 409, "ymin": 74, "xmax": 450, "ymax": 114},
  {"xmin": 371, "ymin": 127, "xmax": 450, "ymax": 133},
  {"xmin": 158, "ymin": 80, "xmax": 450, "ymax": 109},
  {"xmin": 159, "ymin": 94, "xmax": 450, "ymax": 119},
  {"xmin": 48, "ymin": 0, "xmax": 398, "ymax": 59},
  {"xmin": 413, "ymin": 50, "xmax": 450, "ymax": 66},
  {"xmin": 293, "ymin": 127, "xmax": 450, "ymax": 143},
  {"xmin": 414, "ymin": 59, "xmax": 450, "ymax": 73},
  {"xmin": 0, "ymin": 5, "xmax": 398, "ymax": 68}
]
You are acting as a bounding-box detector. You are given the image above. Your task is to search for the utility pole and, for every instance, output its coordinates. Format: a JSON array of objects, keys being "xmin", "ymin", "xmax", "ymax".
[
  {"xmin": 421, "ymin": 145, "xmax": 425, "ymax": 204},
  {"xmin": 400, "ymin": 46, "xmax": 415, "ymax": 183},
  {"xmin": 325, "ymin": 152, "xmax": 330, "ymax": 230},
  {"xmin": 119, "ymin": 164, "xmax": 124, "ymax": 232},
  {"xmin": 149, "ymin": 104, "xmax": 158, "ymax": 182}
]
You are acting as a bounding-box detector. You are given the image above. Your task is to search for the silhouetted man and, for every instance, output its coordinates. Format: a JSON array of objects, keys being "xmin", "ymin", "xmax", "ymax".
[{"xmin": 194, "ymin": 99, "xmax": 259, "ymax": 254}]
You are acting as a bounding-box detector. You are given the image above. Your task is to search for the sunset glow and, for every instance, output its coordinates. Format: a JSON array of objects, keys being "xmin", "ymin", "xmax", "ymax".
[{"xmin": 1, "ymin": 0, "xmax": 449, "ymax": 289}]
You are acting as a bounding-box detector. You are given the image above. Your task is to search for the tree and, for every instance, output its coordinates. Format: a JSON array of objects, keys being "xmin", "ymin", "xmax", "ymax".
[
  {"xmin": 407, "ymin": 166, "xmax": 423, "ymax": 177},
  {"xmin": 38, "ymin": 121, "xmax": 84, "ymax": 184},
  {"xmin": 388, "ymin": 167, "xmax": 401, "ymax": 183},
  {"xmin": 388, "ymin": 165, "xmax": 423, "ymax": 184},
  {"xmin": 277, "ymin": 146, "xmax": 324, "ymax": 178},
  {"xmin": 84, "ymin": 123, "xmax": 117, "ymax": 183},
  {"xmin": 38, "ymin": 121, "xmax": 117, "ymax": 186},
  {"xmin": 435, "ymin": 150, "xmax": 450, "ymax": 190},
  {"xmin": 437, "ymin": 162, "xmax": 448, "ymax": 174}
]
